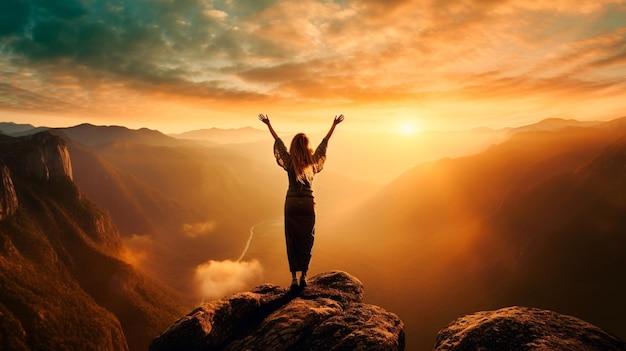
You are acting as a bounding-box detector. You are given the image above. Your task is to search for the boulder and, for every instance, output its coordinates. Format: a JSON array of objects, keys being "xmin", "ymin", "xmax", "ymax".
[{"xmin": 434, "ymin": 306, "xmax": 626, "ymax": 351}]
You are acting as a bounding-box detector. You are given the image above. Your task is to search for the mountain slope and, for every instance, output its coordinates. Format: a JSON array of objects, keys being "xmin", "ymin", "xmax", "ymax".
[
  {"xmin": 0, "ymin": 132, "xmax": 185, "ymax": 351},
  {"xmin": 322, "ymin": 118, "xmax": 626, "ymax": 350},
  {"xmin": 477, "ymin": 136, "xmax": 626, "ymax": 333}
]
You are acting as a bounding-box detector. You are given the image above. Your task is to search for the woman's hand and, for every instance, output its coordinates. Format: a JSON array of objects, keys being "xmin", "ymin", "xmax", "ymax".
[
  {"xmin": 324, "ymin": 114, "xmax": 344, "ymax": 140},
  {"xmin": 333, "ymin": 114, "xmax": 344, "ymax": 125},
  {"xmin": 258, "ymin": 113, "xmax": 270, "ymax": 125},
  {"xmin": 259, "ymin": 114, "xmax": 279, "ymax": 139}
]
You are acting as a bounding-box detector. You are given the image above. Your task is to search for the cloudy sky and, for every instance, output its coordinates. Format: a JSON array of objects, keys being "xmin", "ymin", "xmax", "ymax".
[{"xmin": 1, "ymin": 0, "xmax": 625, "ymax": 133}]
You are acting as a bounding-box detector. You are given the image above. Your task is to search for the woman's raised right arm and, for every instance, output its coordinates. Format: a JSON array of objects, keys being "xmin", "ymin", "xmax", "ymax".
[
  {"xmin": 258, "ymin": 113, "xmax": 279, "ymax": 140},
  {"xmin": 323, "ymin": 114, "xmax": 344, "ymax": 141}
]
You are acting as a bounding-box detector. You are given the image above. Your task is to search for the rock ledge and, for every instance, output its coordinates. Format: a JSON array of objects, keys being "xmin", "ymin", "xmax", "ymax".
[
  {"xmin": 150, "ymin": 271, "xmax": 405, "ymax": 351},
  {"xmin": 434, "ymin": 306, "xmax": 626, "ymax": 351}
]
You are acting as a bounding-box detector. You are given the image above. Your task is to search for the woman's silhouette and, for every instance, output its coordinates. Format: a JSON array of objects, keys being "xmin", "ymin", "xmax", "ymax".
[{"xmin": 259, "ymin": 113, "xmax": 344, "ymax": 290}]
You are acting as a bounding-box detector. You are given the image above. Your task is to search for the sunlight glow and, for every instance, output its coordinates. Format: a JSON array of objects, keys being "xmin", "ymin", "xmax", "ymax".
[{"xmin": 397, "ymin": 121, "xmax": 420, "ymax": 136}]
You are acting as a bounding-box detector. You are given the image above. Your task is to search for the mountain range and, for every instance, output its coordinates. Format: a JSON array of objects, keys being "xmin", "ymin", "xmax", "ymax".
[{"xmin": 1, "ymin": 117, "xmax": 625, "ymax": 350}]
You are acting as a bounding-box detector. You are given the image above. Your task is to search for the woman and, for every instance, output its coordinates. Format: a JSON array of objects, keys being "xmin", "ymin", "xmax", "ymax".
[{"xmin": 258, "ymin": 113, "xmax": 344, "ymax": 290}]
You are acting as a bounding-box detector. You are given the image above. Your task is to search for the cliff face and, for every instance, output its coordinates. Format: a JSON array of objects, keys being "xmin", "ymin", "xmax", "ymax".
[
  {"xmin": 0, "ymin": 165, "xmax": 18, "ymax": 220},
  {"xmin": 435, "ymin": 306, "xmax": 626, "ymax": 351},
  {"xmin": 0, "ymin": 131, "xmax": 185, "ymax": 351},
  {"xmin": 0, "ymin": 131, "xmax": 73, "ymax": 219},
  {"xmin": 150, "ymin": 271, "xmax": 405, "ymax": 351},
  {"xmin": 1, "ymin": 131, "xmax": 73, "ymax": 181}
]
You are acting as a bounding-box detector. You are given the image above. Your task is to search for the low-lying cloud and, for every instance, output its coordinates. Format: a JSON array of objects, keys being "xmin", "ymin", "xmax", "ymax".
[
  {"xmin": 195, "ymin": 259, "xmax": 263, "ymax": 302},
  {"xmin": 183, "ymin": 220, "xmax": 218, "ymax": 238},
  {"xmin": 120, "ymin": 233, "xmax": 154, "ymax": 270}
]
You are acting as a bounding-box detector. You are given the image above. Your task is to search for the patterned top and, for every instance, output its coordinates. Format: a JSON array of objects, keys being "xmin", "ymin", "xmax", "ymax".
[{"xmin": 274, "ymin": 137, "xmax": 328, "ymax": 197}]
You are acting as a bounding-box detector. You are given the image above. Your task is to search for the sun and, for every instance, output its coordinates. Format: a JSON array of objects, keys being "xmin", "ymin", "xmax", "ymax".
[{"xmin": 397, "ymin": 121, "xmax": 420, "ymax": 136}]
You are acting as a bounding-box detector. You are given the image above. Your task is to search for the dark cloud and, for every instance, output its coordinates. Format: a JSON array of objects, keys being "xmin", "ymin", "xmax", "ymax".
[
  {"xmin": 1, "ymin": 0, "xmax": 237, "ymax": 86},
  {"xmin": 0, "ymin": 0, "xmax": 31, "ymax": 36},
  {"xmin": 33, "ymin": 0, "xmax": 87, "ymax": 19}
]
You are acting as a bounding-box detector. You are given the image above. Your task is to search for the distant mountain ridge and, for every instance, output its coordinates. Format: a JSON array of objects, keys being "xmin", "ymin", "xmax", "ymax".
[
  {"xmin": 507, "ymin": 117, "xmax": 602, "ymax": 133},
  {"xmin": 61, "ymin": 123, "xmax": 182, "ymax": 147},
  {"xmin": 0, "ymin": 122, "xmax": 39, "ymax": 135},
  {"xmin": 169, "ymin": 126, "xmax": 266, "ymax": 144},
  {"xmin": 1, "ymin": 122, "xmax": 193, "ymax": 147}
]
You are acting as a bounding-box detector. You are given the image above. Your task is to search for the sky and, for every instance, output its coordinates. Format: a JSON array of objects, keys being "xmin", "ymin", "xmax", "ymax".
[{"xmin": 1, "ymin": 0, "xmax": 625, "ymax": 134}]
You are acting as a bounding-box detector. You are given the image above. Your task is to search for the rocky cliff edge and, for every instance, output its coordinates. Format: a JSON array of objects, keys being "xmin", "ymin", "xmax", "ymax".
[
  {"xmin": 435, "ymin": 306, "xmax": 626, "ymax": 351},
  {"xmin": 149, "ymin": 271, "xmax": 405, "ymax": 351},
  {"xmin": 0, "ymin": 131, "xmax": 73, "ymax": 219}
]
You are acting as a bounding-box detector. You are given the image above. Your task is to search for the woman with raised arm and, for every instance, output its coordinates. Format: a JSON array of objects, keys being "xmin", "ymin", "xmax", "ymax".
[{"xmin": 258, "ymin": 113, "xmax": 344, "ymax": 290}]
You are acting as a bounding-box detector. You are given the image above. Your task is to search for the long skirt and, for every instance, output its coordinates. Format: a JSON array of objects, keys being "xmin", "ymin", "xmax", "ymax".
[{"xmin": 284, "ymin": 196, "xmax": 315, "ymax": 273}]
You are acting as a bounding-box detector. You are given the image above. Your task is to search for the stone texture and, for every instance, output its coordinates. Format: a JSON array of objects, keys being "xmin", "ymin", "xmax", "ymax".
[
  {"xmin": 0, "ymin": 165, "xmax": 18, "ymax": 219},
  {"xmin": 0, "ymin": 131, "xmax": 73, "ymax": 182},
  {"xmin": 434, "ymin": 306, "xmax": 626, "ymax": 351},
  {"xmin": 150, "ymin": 271, "xmax": 405, "ymax": 351},
  {"xmin": 0, "ymin": 132, "xmax": 74, "ymax": 220}
]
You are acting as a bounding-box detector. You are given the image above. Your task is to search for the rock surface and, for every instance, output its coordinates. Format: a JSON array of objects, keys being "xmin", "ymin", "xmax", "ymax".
[
  {"xmin": 0, "ymin": 131, "xmax": 73, "ymax": 181},
  {"xmin": 434, "ymin": 306, "xmax": 626, "ymax": 351},
  {"xmin": 0, "ymin": 165, "xmax": 18, "ymax": 219},
  {"xmin": 150, "ymin": 271, "xmax": 405, "ymax": 351},
  {"xmin": 0, "ymin": 131, "xmax": 74, "ymax": 219}
]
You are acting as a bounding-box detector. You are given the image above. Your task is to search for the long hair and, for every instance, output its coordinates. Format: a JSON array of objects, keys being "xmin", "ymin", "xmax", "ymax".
[{"xmin": 289, "ymin": 133, "xmax": 315, "ymax": 184}]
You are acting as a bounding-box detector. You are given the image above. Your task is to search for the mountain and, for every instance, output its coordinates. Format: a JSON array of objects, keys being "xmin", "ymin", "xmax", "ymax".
[
  {"xmin": 149, "ymin": 271, "xmax": 405, "ymax": 351},
  {"xmin": 0, "ymin": 122, "xmax": 38, "ymax": 135},
  {"xmin": 0, "ymin": 131, "xmax": 185, "ymax": 351},
  {"xmin": 475, "ymin": 135, "xmax": 626, "ymax": 330},
  {"xmin": 320, "ymin": 117, "xmax": 626, "ymax": 350},
  {"xmin": 59, "ymin": 123, "xmax": 196, "ymax": 147},
  {"xmin": 435, "ymin": 306, "xmax": 626, "ymax": 351},
  {"xmin": 508, "ymin": 117, "xmax": 602, "ymax": 133},
  {"xmin": 169, "ymin": 127, "xmax": 267, "ymax": 144}
]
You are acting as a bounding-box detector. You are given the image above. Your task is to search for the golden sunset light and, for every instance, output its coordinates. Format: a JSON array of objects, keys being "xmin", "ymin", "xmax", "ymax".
[
  {"xmin": 2, "ymin": 2, "xmax": 626, "ymax": 351},
  {"xmin": 397, "ymin": 121, "xmax": 421, "ymax": 136},
  {"xmin": 1, "ymin": 0, "xmax": 625, "ymax": 133}
]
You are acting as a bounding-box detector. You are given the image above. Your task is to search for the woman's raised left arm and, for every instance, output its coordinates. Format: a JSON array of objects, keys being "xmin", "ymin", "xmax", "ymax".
[{"xmin": 258, "ymin": 113, "xmax": 279, "ymax": 140}]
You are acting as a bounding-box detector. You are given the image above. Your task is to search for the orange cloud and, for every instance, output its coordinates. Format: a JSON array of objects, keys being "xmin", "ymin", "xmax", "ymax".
[{"xmin": 183, "ymin": 221, "xmax": 218, "ymax": 238}]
